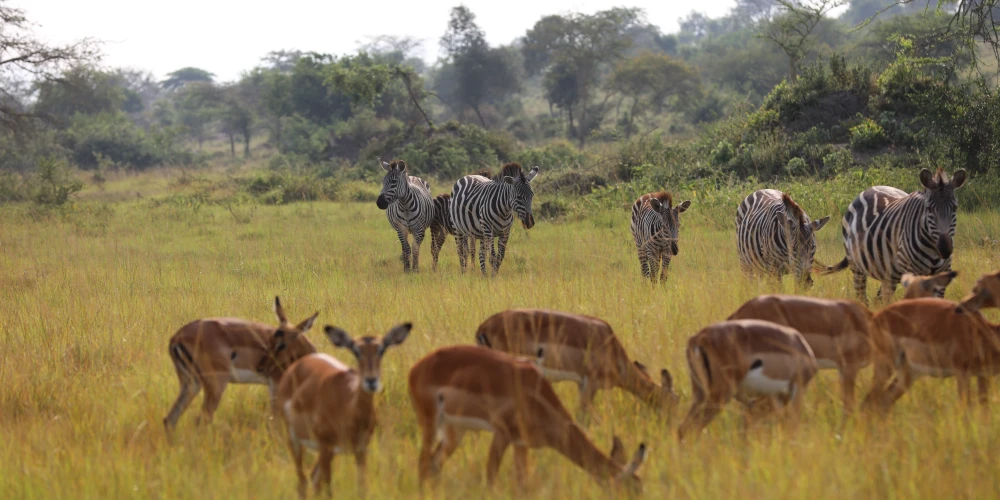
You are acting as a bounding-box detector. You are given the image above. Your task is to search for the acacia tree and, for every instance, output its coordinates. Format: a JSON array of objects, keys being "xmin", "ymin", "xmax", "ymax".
[
  {"xmin": 0, "ymin": 0, "xmax": 98, "ymax": 138},
  {"xmin": 522, "ymin": 8, "xmax": 643, "ymax": 147},
  {"xmin": 606, "ymin": 52, "xmax": 702, "ymax": 137},
  {"xmin": 759, "ymin": 0, "xmax": 846, "ymax": 80}
]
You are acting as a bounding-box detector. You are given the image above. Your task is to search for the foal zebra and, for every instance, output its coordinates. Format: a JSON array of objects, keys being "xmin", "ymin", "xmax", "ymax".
[
  {"xmin": 429, "ymin": 193, "xmax": 477, "ymax": 270},
  {"xmin": 736, "ymin": 189, "xmax": 830, "ymax": 287},
  {"xmin": 376, "ymin": 159, "xmax": 434, "ymax": 272},
  {"xmin": 450, "ymin": 162, "xmax": 539, "ymax": 276},
  {"xmin": 822, "ymin": 168, "xmax": 967, "ymax": 304},
  {"xmin": 630, "ymin": 191, "xmax": 692, "ymax": 283}
]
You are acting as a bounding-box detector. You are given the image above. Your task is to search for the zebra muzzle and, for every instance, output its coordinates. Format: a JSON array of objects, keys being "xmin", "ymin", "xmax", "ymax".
[
  {"xmin": 937, "ymin": 233, "xmax": 954, "ymax": 260},
  {"xmin": 376, "ymin": 195, "xmax": 389, "ymax": 210},
  {"xmin": 671, "ymin": 242, "xmax": 679, "ymax": 255}
]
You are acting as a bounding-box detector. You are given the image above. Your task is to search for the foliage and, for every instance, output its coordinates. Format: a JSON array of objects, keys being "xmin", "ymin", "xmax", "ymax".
[
  {"xmin": 32, "ymin": 156, "xmax": 82, "ymax": 206},
  {"xmin": 235, "ymin": 170, "xmax": 340, "ymax": 204},
  {"xmin": 159, "ymin": 67, "xmax": 215, "ymax": 90},
  {"xmin": 606, "ymin": 51, "xmax": 702, "ymax": 137},
  {"xmin": 758, "ymin": 0, "xmax": 848, "ymax": 80},
  {"xmin": 63, "ymin": 112, "xmax": 165, "ymax": 170},
  {"xmin": 849, "ymin": 117, "xmax": 887, "ymax": 150}
]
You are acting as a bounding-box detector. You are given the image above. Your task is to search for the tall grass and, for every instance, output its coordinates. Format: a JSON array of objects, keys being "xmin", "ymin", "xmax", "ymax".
[{"xmin": 1, "ymin": 186, "xmax": 999, "ymax": 498}]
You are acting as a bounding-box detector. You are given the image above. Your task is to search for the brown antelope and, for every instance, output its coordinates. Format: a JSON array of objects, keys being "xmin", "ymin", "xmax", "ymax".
[
  {"xmin": 163, "ymin": 297, "xmax": 318, "ymax": 431},
  {"xmin": 475, "ymin": 309, "xmax": 678, "ymax": 415},
  {"xmin": 726, "ymin": 295, "xmax": 888, "ymax": 412},
  {"xmin": 900, "ymin": 270, "xmax": 958, "ymax": 300},
  {"xmin": 958, "ymin": 270, "xmax": 1000, "ymax": 312},
  {"xmin": 677, "ymin": 319, "xmax": 818, "ymax": 441},
  {"xmin": 275, "ymin": 322, "xmax": 411, "ymax": 498},
  {"xmin": 864, "ymin": 298, "xmax": 1000, "ymax": 413},
  {"xmin": 408, "ymin": 345, "xmax": 647, "ymax": 491}
]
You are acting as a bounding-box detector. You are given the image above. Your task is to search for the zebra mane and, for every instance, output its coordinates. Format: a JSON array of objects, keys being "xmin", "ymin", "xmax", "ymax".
[
  {"xmin": 499, "ymin": 162, "xmax": 526, "ymax": 181},
  {"xmin": 780, "ymin": 193, "xmax": 806, "ymax": 223},
  {"xmin": 933, "ymin": 167, "xmax": 949, "ymax": 185},
  {"xmin": 471, "ymin": 168, "xmax": 493, "ymax": 179},
  {"xmin": 389, "ymin": 159, "xmax": 407, "ymax": 171},
  {"xmin": 650, "ymin": 191, "xmax": 673, "ymax": 208},
  {"xmin": 436, "ymin": 193, "xmax": 451, "ymax": 200}
]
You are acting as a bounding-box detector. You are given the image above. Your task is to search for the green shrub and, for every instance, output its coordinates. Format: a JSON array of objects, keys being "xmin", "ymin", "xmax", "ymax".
[
  {"xmin": 514, "ymin": 140, "xmax": 587, "ymax": 170},
  {"xmin": 236, "ymin": 171, "xmax": 339, "ymax": 204},
  {"xmin": 823, "ymin": 149, "xmax": 854, "ymax": 172},
  {"xmin": 33, "ymin": 157, "xmax": 83, "ymax": 206},
  {"xmin": 63, "ymin": 112, "xmax": 164, "ymax": 170},
  {"xmin": 850, "ymin": 118, "xmax": 888, "ymax": 150},
  {"xmin": 785, "ymin": 157, "xmax": 808, "ymax": 176},
  {"xmin": 710, "ymin": 140, "xmax": 735, "ymax": 166}
]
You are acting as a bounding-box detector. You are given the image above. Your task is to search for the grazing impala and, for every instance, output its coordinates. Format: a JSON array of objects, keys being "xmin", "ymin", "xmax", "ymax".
[
  {"xmin": 677, "ymin": 320, "xmax": 818, "ymax": 441},
  {"xmin": 276, "ymin": 322, "xmax": 411, "ymax": 498},
  {"xmin": 958, "ymin": 270, "xmax": 1000, "ymax": 312},
  {"xmin": 726, "ymin": 295, "xmax": 887, "ymax": 412},
  {"xmin": 408, "ymin": 345, "xmax": 647, "ymax": 491},
  {"xmin": 475, "ymin": 309, "xmax": 678, "ymax": 414},
  {"xmin": 163, "ymin": 297, "xmax": 318, "ymax": 432},
  {"xmin": 864, "ymin": 298, "xmax": 1000, "ymax": 413},
  {"xmin": 900, "ymin": 270, "xmax": 958, "ymax": 300}
]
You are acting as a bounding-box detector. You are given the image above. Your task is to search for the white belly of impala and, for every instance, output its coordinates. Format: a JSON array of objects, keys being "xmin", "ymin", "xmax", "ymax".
[
  {"xmin": 910, "ymin": 363, "xmax": 953, "ymax": 378},
  {"xmin": 538, "ymin": 366, "xmax": 584, "ymax": 384},
  {"xmin": 441, "ymin": 414, "xmax": 494, "ymax": 433},
  {"xmin": 230, "ymin": 368, "xmax": 268, "ymax": 384},
  {"xmin": 741, "ymin": 365, "xmax": 792, "ymax": 396}
]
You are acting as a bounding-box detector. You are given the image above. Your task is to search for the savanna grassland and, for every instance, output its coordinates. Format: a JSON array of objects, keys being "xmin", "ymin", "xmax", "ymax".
[{"xmin": 2, "ymin": 169, "xmax": 1000, "ymax": 499}]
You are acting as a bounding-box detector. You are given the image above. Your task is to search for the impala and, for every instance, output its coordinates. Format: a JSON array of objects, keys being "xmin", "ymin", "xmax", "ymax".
[
  {"xmin": 864, "ymin": 298, "xmax": 1000, "ymax": 413},
  {"xmin": 475, "ymin": 309, "xmax": 678, "ymax": 414},
  {"xmin": 900, "ymin": 270, "xmax": 958, "ymax": 300},
  {"xmin": 726, "ymin": 295, "xmax": 887, "ymax": 412},
  {"xmin": 958, "ymin": 269, "xmax": 1000, "ymax": 312},
  {"xmin": 408, "ymin": 345, "xmax": 647, "ymax": 491},
  {"xmin": 275, "ymin": 322, "xmax": 411, "ymax": 498},
  {"xmin": 163, "ymin": 296, "xmax": 318, "ymax": 432},
  {"xmin": 677, "ymin": 319, "xmax": 818, "ymax": 440}
]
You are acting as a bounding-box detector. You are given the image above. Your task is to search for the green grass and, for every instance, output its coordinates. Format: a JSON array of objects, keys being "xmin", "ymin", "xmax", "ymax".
[{"xmin": 2, "ymin": 183, "xmax": 1000, "ymax": 499}]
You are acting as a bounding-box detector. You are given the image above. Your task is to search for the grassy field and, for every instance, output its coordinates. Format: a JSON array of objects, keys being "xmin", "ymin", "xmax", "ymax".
[{"xmin": 2, "ymin": 174, "xmax": 1000, "ymax": 499}]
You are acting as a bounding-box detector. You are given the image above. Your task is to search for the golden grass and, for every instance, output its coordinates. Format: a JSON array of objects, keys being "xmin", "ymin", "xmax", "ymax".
[{"xmin": 2, "ymin": 190, "xmax": 1000, "ymax": 499}]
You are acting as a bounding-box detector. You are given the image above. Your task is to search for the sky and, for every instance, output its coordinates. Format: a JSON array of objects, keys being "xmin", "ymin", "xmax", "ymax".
[{"xmin": 18, "ymin": 0, "xmax": 737, "ymax": 82}]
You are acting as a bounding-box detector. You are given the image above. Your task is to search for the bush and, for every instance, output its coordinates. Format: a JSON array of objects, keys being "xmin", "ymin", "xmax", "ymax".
[
  {"xmin": 513, "ymin": 140, "xmax": 588, "ymax": 170},
  {"xmin": 33, "ymin": 157, "xmax": 83, "ymax": 206},
  {"xmin": 63, "ymin": 112, "xmax": 164, "ymax": 170},
  {"xmin": 236, "ymin": 171, "xmax": 340, "ymax": 204},
  {"xmin": 785, "ymin": 157, "xmax": 808, "ymax": 176},
  {"xmin": 710, "ymin": 140, "xmax": 735, "ymax": 166},
  {"xmin": 850, "ymin": 118, "xmax": 888, "ymax": 150}
]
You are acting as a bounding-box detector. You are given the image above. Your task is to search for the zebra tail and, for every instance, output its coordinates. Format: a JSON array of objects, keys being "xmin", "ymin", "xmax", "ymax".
[{"xmin": 819, "ymin": 257, "xmax": 849, "ymax": 276}]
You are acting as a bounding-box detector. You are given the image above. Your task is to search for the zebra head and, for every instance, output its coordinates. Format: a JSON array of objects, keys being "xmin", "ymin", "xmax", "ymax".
[
  {"xmin": 919, "ymin": 168, "xmax": 967, "ymax": 260},
  {"xmin": 499, "ymin": 164, "xmax": 539, "ymax": 229},
  {"xmin": 376, "ymin": 159, "xmax": 408, "ymax": 210},
  {"xmin": 779, "ymin": 194, "xmax": 830, "ymax": 288},
  {"xmin": 648, "ymin": 195, "xmax": 692, "ymax": 256}
]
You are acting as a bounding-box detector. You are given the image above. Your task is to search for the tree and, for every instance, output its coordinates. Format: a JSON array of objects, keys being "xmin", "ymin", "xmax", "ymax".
[
  {"xmin": 606, "ymin": 52, "xmax": 702, "ymax": 137},
  {"xmin": 33, "ymin": 66, "xmax": 138, "ymax": 122},
  {"xmin": 160, "ymin": 67, "xmax": 215, "ymax": 90},
  {"xmin": 438, "ymin": 6, "xmax": 521, "ymax": 127},
  {"xmin": 759, "ymin": 0, "xmax": 847, "ymax": 81},
  {"xmin": 0, "ymin": 1, "xmax": 98, "ymax": 139},
  {"xmin": 522, "ymin": 8, "xmax": 643, "ymax": 146}
]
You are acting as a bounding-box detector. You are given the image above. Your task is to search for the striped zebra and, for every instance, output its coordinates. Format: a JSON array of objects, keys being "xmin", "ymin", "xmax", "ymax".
[
  {"xmin": 822, "ymin": 168, "xmax": 967, "ymax": 304},
  {"xmin": 630, "ymin": 191, "xmax": 692, "ymax": 283},
  {"xmin": 450, "ymin": 162, "xmax": 539, "ymax": 276},
  {"xmin": 376, "ymin": 159, "xmax": 434, "ymax": 273},
  {"xmin": 736, "ymin": 189, "xmax": 830, "ymax": 287},
  {"xmin": 429, "ymin": 193, "xmax": 477, "ymax": 270}
]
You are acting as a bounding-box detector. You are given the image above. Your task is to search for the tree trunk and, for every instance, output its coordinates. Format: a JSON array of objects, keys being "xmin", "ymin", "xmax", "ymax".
[
  {"xmin": 472, "ymin": 104, "xmax": 486, "ymax": 128},
  {"xmin": 275, "ymin": 117, "xmax": 282, "ymax": 153},
  {"xmin": 243, "ymin": 129, "xmax": 251, "ymax": 158},
  {"xmin": 396, "ymin": 67, "xmax": 434, "ymax": 129},
  {"xmin": 789, "ymin": 55, "xmax": 799, "ymax": 81},
  {"xmin": 229, "ymin": 133, "xmax": 235, "ymax": 158},
  {"xmin": 566, "ymin": 106, "xmax": 575, "ymax": 143}
]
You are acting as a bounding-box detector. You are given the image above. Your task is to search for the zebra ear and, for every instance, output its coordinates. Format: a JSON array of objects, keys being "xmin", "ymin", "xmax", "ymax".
[
  {"xmin": 919, "ymin": 168, "xmax": 935, "ymax": 189},
  {"xmin": 952, "ymin": 169, "xmax": 967, "ymax": 189},
  {"xmin": 502, "ymin": 176, "xmax": 515, "ymax": 185},
  {"xmin": 380, "ymin": 159, "xmax": 390, "ymax": 171},
  {"xmin": 525, "ymin": 166, "xmax": 539, "ymax": 182},
  {"xmin": 648, "ymin": 198, "xmax": 662, "ymax": 210},
  {"xmin": 676, "ymin": 200, "xmax": 692, "ymax": 213},
  {"xmin": 813, "ymin": 216, "xmax": 830, "ymax": 232}
]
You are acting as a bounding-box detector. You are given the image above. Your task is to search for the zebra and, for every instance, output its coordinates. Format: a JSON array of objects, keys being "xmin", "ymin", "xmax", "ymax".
[
  {"xmin": 375, "ymin": 158, "xmax": 434, "ymax": 273},
  {"xmin": 822, "ymin": 168, "xmax": 967, "ymax": 304},
  {"xmin": 630, "ymin": 191, "xmax": 692, "ymax": 283},
  {"xmin": 429, "ymin": 193, "xmax": 478, "ymax": 270},
  {"xmin": 735, "ymin": 189, "xmax": 830, "ymax": 288},
  {"xmin": 450, "ymin": 162, "xmax": 539, "ymax": 276}
]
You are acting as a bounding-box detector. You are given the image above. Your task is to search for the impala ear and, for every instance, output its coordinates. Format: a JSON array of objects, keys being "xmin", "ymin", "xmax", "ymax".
[
  {"xmin": 274, "ymin": 296, "xmax": 288, "ymax": 324},
  {"xmin": 633, "ymin": 360, "xmax": 648, "ymax": 374},
  {"xmin": 324, "ymin": 325, "xmax": 357, "ymax": 355},
  {"xmin": 661, "ymin": 369, "xmax": 674, "ymax": 392},
  {"xmin": 381, "ymin": 322, "xmax": 412, "ymax": 349},
  {"xmin": 296, "ymin": 312, "xmax": 319, "ymax": 333},
  {"xmin": 900, "ymin": 272, "xmax": 916, "ymax": 289},
  {"xmin": 610, "ymin": 436, "xmax": 627, "ymax": 464}
]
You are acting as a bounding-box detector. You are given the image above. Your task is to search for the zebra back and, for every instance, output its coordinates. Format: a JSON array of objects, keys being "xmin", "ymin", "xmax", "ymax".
[
  {"xmin": 450, "ymin": 163, "xmax": 539, "ymax": 239},
  {"xmin": 736, "ymin": 189, "xmax": 829, "ymax": 282}
]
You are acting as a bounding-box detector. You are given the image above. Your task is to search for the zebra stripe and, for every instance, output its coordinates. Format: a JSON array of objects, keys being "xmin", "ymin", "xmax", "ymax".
[
  {"xmin": 429, "ymin": 193, "xmax": 478, "ymax": 270},
  {"xmin": 822, "ymin": 168, "xmax": 967, "ymax": 303},
  {"xmin": 376, "ymin": 159, "xmax": 434, "ymax": 272},
  {"xmin": 450, "ymin": 162, "xmax": 539, "ymax": 276},
  {"xmin": 630, "ymin": 191, "xmax": 692, "ymax": 283},
  {"xmin": 735, "ymin": 189, "xmax": 829, "ymax": 287}
]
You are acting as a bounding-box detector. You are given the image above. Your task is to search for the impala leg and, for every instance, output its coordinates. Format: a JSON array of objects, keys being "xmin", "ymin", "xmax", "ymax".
[
  {"xmin": 486, "ymin": 432, "xmax": 512, "ymax": 488},
  {"xmin": 978, "ymin": 376, "xmax": 990, "ymax": 407},
  {"xmin": 839, "ymin": 367, "xmax": 859, "ymax": 415},
  {"xmin": 576, "ymin": 376, "xmax": 598, "ymax": 421},
  {"xmin": 312, "ymin": 445, "xmax": 334, "ymax": 497},
  {"xmin": 513, "ymin": 445, "xmax": 530, "ymax": 491},
  {"xmin": 164, "ymin": 374, "xmax": 201, "ymax": 432},
  {"xmin": 288, "ymin": 436, "xmax": 307, "ymax": 500},
  {"xmin": 411, "ymin": 227, "xmax": 426, "ymax": 272},
  {"xmin": 355, "ymin": 449, "xmax": 368, "ymax": 497},
  {"xmin": 195, "ymin": 373, "xmax": 228, "ymax": 425},
  {"xmin": 957, "ymin": 374, "xmax": 972, "ymax": 407}
]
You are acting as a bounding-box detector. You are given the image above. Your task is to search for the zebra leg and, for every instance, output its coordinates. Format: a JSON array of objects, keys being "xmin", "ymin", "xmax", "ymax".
[
  {"xmin": 478, "ymin": 233, "xmax": 491, "ymax": 277},
  {"xmin": 455, "ymin": 235, "xmax": 468, "ymax": 273},
  {"xmin": 879, "ymin": 278, "xmax": 898, "ymax": 304},
  {"xmin": 430, "ymin": 226, "xmax": 445, "ymax": 271},
  {"xmin": 493, "ymin": 230, "xmax": 511, "ymax": 275},
  {"xmin": 396, "ymin": 229, "xmax": 412, "ymax": 272},
  {"xmin": 852, "ymin": 269, "xmax": 868, "ymax": 305},
  {"xmin": 637, "ymin": 248, "xmax": 650, "ymax": 279},
  {"xmin": 469, "ymin": 238, "xmax": 477, "ymax": 264},
  {"xmin": 659, "ymin": 253, "xmax": 671, "ymax": 283},
  {"xmin": 645, "ymin": 248, "xmax": 660, "ymax": 284},
  {"xmin": 411, "ymin": 227, "xmax": 426, "ymax": 273}
]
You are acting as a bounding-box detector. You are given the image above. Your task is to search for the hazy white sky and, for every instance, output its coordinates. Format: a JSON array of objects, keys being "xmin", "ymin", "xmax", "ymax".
[{"xmin": 18, "ymin": 0, "xmax": 737, "ymax": 82}]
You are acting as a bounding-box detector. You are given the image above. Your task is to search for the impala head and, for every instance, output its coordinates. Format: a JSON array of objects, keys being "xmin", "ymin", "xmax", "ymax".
[
  {"xmin": 611, "ymin": 440, "xmax": 647, "ymax": 492},
  {"xmin": 919, "ymin": 168, "xmax": 966, "ymax": 261},
  {"xmin": 631, "ymin": 361, "xmax": 680, "ymax": 410},
  {"xmin": 256, "ymin": 296, "xmax": 319, "ymax": 381},
  {"xmin": 778, "ymin": 193, "xmax": 829, "ymax": 289},
  {"xmin": 324, "ymin": 322, "xmax": 412, "ymax": 393},
  {"xmin": 959, "ymin": 270, "xmax": 1000, "ymax": 312},
  {"xmin": 901, "ymin": 270, "xmax": 958, "ymax": 299},
  {"xmin": 376, "ymin": 158, "xmax": 409, "ymax": 210},
  {"xmin": 498, "ymin": 163, "xmax": 539, "ymax": 229},
  {"xmin": 648, "ymin": 192, "xmax": 692, "ymax": 256}
]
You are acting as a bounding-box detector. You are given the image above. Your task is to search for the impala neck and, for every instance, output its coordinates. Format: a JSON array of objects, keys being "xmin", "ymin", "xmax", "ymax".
[
  {"xmin": 622, "ymin": 366, "xmax": 663, "ymax": 406},
  {"xmin": 553, "ymin": 423, "xmax": 625, "ymax": 483}
]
